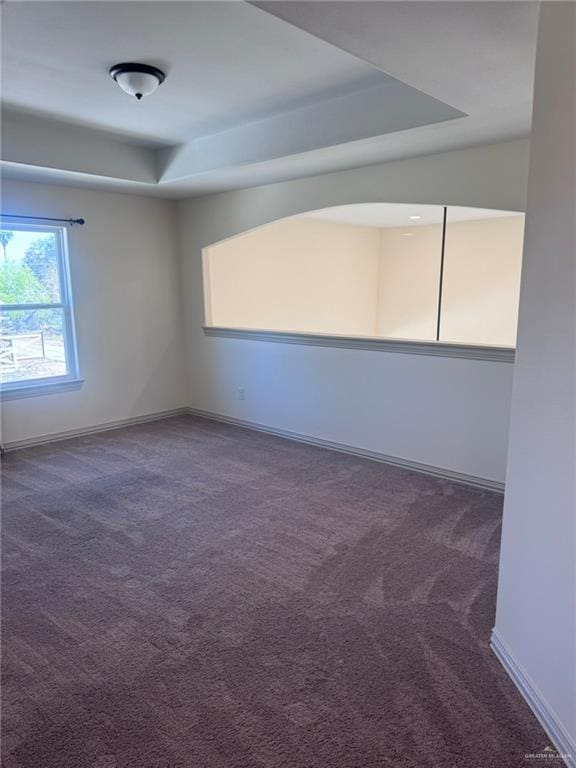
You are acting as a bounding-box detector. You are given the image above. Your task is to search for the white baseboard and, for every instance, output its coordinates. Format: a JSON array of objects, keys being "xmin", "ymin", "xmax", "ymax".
[
  {"xmin": 186, "ymin": 407, "xmax": 504, "ymax": 493},
  {"xmin": 491, "ymin": 630, "xmax": 576, "ymax": 767},
  {"xmin": 2, "ymin": 405, "xmax": 505, "ymax": 493},
  {"xmin": 2, "ymin": 408, "xmax": 189, "ymax": 452}
]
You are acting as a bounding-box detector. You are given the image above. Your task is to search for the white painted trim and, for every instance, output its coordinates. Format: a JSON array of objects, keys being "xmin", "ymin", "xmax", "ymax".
[
  {"xmin": 186, "ymin": 407, "xmax": 504, "ymax": 492},
  {"xmin": 2, "ymin": 408, "xmax": 188, "ymax": 451},
  {"xmin": 491, "ymin": 630, "xmax": 576, "ymax": 768},
  {"xmin": 0, "ymin": 302, "xmax": 65, "ymax": 311},
  {"xmin": 0, "ymin": 377, "xmax": 85, "ymax": 401},
  {"xmin": 203, "ymin": 326, "xmax": 515, "ymax": 363},
  {"xmin": 0, "ymin": 218, "xmax": 81, "ymax": 389},
  {"xmin": 2, "ymin": 405, "xmax": 504, "ymax": 491}
]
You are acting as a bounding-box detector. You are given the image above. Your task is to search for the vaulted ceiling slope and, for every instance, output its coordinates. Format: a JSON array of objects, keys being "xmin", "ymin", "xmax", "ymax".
[{"xmin": 0, "ymin": 1, "xmax": 538, "ymax": 198}]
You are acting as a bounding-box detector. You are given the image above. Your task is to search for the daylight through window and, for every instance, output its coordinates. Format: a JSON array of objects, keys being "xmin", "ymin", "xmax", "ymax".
[{"xmin": 0, "ymin": 221, "xmax": 79, "ymax": 393}]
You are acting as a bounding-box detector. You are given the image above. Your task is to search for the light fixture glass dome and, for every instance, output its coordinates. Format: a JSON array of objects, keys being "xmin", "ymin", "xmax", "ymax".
[{"xmin": 109, "ymin": 63, "xmax": 166, "ymax": 100}]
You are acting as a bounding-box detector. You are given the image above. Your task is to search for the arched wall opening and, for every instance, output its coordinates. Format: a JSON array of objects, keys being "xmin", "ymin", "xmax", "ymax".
[
  {"xmin": 203, "ymin": 202, "xmax": 525, "ymax": 349},
  {"xmin": 178, "ymin": 141, "xmax": 530, "ymax": 487}
]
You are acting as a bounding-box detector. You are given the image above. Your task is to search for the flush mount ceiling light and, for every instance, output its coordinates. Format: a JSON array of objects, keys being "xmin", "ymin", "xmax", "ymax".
[
  {"xmin": 409, "ymin": 215, "xmax": 422, "ymax": 220},
  {"xmin": 109, "ymin": 62, "xmax": 166, "ymax": 100}
]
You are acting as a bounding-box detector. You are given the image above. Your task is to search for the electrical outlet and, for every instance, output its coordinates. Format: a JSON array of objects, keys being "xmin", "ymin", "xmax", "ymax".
[{"xmin": 237, "ymin": 386, "xmax": 245, "ymax": 401}]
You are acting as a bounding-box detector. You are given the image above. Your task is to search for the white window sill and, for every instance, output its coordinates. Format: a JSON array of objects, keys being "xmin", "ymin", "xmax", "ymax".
[
  {"xmin": 0, "ymin": 377, "xmax": 85, "ymax": 401},
  {"xmin": 203, "ymin": 326, "xmax": 515, "ymax": 363}
]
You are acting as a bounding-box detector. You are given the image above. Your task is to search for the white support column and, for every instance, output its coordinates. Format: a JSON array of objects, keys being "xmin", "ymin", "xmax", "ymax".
[{"xmin": 492, "ymin": 2, "xmax": 575, "ymax": 763}]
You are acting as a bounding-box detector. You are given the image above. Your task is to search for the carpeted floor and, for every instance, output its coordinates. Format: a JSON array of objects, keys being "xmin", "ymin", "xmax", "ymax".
[{"xmin": 1, "ymin": 415, "xmax": 548, "ymax": 767}]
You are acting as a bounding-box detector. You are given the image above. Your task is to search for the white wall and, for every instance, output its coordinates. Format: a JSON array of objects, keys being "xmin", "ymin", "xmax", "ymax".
[
  {"xmin": 442, "ymin": 216, "xmax": 524, "ymax": 346},
  {"xmin": 206, "ymin": 217, "xmax": 381, "ymax": 335},
  {"xmin": 494, "ymin": 2, "xmax": 576, "ymax": 757},
  {"xmin": 377, "ymin": 224, "xmax": 443, "ymax": 340},
  {"xmin": 178, "ymin": 140, "xmax": 530, "ymax": 484},
  {"xmin": 0, "ymin": 139, "xmax": 529, "ymax": 485},
  {"xmin": 378, "ymin": 216, "xmax": 524, "ymax": 346},
  {"xmin": 0, "ymin": 180, "xmax": 186, "ymax": 445}
]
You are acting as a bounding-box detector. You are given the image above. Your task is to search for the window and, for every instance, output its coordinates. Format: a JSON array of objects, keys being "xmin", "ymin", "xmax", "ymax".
[
  {"xmin": 0, "ymin": 220, "xmax": 81, "ymax": 398},
  {"xmin": 203, "ymin": 204, "xmax": 525, "ymax": 352}
]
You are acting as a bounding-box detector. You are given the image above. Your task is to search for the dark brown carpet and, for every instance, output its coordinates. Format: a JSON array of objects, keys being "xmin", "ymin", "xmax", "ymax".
[{"xmin": 1, "ymin": 415, "xmax": 547, "ymax": 767}]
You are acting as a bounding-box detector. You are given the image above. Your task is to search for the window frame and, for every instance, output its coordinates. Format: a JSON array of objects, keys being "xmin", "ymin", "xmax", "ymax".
[{"xmin": 0, "ymin": 219, "xmax": 82, "ymax": 399}]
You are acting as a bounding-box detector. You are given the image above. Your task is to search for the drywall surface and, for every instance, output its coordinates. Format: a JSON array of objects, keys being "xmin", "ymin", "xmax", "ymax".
[
  {"xmin": 206, "ymin": 217, "xmax": 381, "ymax": 334},
  {"xmin": 377, "ymin": 224, "xmax": 443, "ymax": 340},
  {"xmin": 1, "ymin": 180, "xmax": 186, "ymax": 444},
  {"xmin": 178, "ymin": 140, "xmax": 529, "ymax": 483},
  {"xmin": 378, "ymin": 216, "xmax": 524, "ymax": 345},
  {"xmin": 495, "ymin": 2, "xmax": 576, "ymax": 755},
  {"xmin": 441, "ymin": 216, "xmax": 524, "ymax": 346}
]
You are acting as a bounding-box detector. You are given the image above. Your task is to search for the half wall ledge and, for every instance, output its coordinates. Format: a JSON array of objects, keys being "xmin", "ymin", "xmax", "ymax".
[{"xmin": 203, "ymin": 326, "xmax": 516, "ymax": 363}]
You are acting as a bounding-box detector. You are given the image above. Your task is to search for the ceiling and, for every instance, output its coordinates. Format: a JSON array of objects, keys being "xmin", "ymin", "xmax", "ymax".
[
  {"xmin": 0, "ymin": 1, "xmax": 538, "ymax": 198},
  {"xmin": 1, "ymin": 1, "xmax": 386, "ymax": 144},
  {"xmin": 302, "ymin": 203, "xmax": 523, "ymax": 229}
]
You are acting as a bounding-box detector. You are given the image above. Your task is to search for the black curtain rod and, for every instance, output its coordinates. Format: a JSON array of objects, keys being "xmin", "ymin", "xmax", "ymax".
[{"xmin": 0, "ymin": 214, "xmax": 85, "ymax": 225}]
